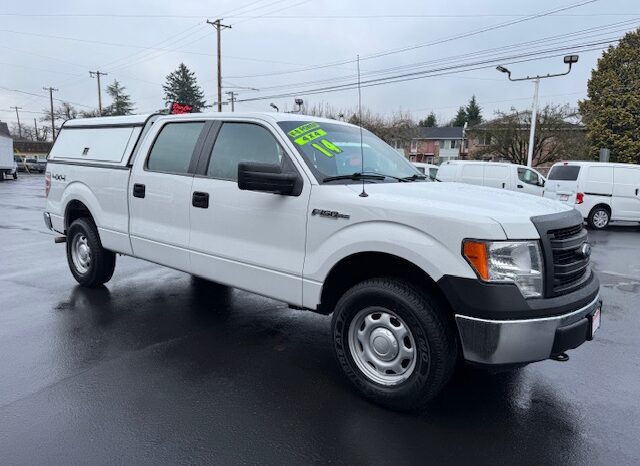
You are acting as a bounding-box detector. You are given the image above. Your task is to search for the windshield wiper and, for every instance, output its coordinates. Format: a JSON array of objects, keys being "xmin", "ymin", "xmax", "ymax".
[
  {"xmin": 322, "ymin": 172, "xmax": 386, "ymax": 183},
  {"xmin": 401, "ymin": 174, "xmax": 428, "ymax": 182}
]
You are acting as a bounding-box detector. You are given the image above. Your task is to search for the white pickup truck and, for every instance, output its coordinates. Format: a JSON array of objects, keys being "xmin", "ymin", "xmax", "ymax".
[{"xmin": 44, "ymin": 113, "xmax": 602, "ymax": 410}]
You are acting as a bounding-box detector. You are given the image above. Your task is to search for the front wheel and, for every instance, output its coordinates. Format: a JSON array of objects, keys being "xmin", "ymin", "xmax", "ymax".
[
  {"xmin": 12, "ymin": 172, "xmax": 17, "ymax": 180},
  {"xmin": 66, "ymin": 218, "xmax": 116, "ymax": 287},
  {"xmin": 331, "ymin": 278, "xmax": 458, "ymax": 411},
  {"xmin": 588, "ymin": 206, "xmax": 610, "ymax": 230}
]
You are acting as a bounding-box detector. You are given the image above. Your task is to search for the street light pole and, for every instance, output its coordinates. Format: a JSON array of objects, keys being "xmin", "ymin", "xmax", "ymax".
[
  {"xmin": 526, "ymin": 78, "xmax": 540, "ymax": 168},
  {"xmin": 496, "ymin": 55, "xmax": 578, "ymax": 167}
]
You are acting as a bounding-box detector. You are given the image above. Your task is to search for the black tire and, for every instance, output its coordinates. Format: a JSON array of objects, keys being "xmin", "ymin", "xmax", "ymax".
[
  {"xmin": 331, "ymin": 278, "xmax": 458, "ymax": 411},
  {"xmin": 587, "ymin": 205, "xmax": 610, "ymax": 230},
  {"xmin": 12, "ymin": 172, "xmax": 17, "ymax": 180},
  {"xmin": 66, "ymin": 218, "xmax": 116, "ymax": 287}
]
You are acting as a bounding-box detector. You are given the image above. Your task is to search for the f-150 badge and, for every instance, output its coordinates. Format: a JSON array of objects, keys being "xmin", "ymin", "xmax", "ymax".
[{"xmin": 311, "ymin": 209, "xmax": 350, "ymax": 220}]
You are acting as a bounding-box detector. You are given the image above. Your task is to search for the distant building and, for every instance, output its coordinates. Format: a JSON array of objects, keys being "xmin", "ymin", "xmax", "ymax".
[
  {"xmin": 13, "ymin": 140, "xmax": 52, "ymax": 161},
  {"xmin": 393, "ymin": 127, "xmax": 468, "ymax": 164}
]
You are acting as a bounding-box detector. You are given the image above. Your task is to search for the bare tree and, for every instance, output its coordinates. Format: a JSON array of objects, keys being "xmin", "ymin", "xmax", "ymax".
[{"xmin": 468, "ymin": 104, "xmax": 587, "ymax": 166}]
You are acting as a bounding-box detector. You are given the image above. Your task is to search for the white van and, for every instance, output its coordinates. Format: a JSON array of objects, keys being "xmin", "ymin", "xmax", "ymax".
[
  {"xmin": 544, "ymin": 161, "xmax": 640, "ymax": 229},
  {"xmin": 437, "ymin": 160, "xmax": 546, "ymax": 196},
  {"xmin": 412, "ymin": 162, "xmax": 439, "ymax": 180}
]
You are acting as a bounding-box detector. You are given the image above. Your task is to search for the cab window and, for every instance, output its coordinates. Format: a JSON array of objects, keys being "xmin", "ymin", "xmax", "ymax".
[
  {"xmin": 207, "ymin": 122, "xmax": 290, "ymax": 181},
  {"xmin": 147, "ymin": 122, "xmax": 205, "ymax": 174}
]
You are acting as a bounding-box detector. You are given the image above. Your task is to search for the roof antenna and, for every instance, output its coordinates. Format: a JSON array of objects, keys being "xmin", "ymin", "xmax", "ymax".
[{"xmin": 357, "ymin": 54, "xmax": 367, "ymax": 198}]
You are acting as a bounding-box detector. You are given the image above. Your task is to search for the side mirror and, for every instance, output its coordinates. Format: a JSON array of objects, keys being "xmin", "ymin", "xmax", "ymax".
[
  {"xmin": 238, "ymin": 162, "xmax": 302, "ymax": 196},
  {"xmin": 538, "ymin": 179, "xmax": 546, "ymax": 187}
]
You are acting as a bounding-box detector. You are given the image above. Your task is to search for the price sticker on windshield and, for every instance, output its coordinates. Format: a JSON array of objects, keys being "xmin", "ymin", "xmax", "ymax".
[{"xmin": 294, "ymin": 129, "xmax": 326, "ymax": 145}]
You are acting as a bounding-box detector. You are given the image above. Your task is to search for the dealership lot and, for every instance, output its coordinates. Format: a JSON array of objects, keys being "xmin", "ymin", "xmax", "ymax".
[{"xmin": 1, "ymin": 175, "xmax": 639, "ymax": 465}]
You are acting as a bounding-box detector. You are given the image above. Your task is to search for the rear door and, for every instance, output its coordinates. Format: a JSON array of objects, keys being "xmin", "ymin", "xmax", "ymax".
[
  {"xmin": 188, "ymin": 120, "xmax": 310, "ymax": 306},
  {"xmin": 612, "ymin": 166, "xmax": 640, "ymax": 220},
  {"xmin": 129, "ymin": 120, "xmax": 209, "ymax": 272},
  {"xmin": 544, "ymin": 164, "xmax": 581, "ymax": 203}
]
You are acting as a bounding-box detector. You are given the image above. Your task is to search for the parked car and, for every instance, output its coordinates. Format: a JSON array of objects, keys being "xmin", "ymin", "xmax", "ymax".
[
  {"xmin": 437, "ymin": 160, "xmax": 547, "ymax": 196},
  {"xmin": 25, "ymin": 157, "xmax": 46, "ymax": 173},
  {"xmin": 412, "ymin": 162, "xmax": 439, "ymax": 180},
  {"xmin": 544, "ymin": 161, "xmax": 640, "ymax": 229},
  {"xmin": 43, "ymin": 113, "xmax": 601, "ymax": 411}
]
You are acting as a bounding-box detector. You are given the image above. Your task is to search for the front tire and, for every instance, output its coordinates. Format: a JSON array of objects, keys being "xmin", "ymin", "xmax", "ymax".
[
  {"xmin": 332, "ymin": 278, "xmax": 457, "ymax": 411},
  {"xmin": 588, "ymin": 206, "xmax": 610, "ymax": 230},
  {"xmin": 12, "ymin": 172, "xmax": 17, "ymax": 180},
  {"xmin": 66, "ymin": 218, "xmax": 116, "ymax": 287}
]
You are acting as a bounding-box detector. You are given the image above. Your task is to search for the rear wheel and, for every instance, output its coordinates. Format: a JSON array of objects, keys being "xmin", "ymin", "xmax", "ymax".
[
  {"xmin": 66, "ymin": 218, "xmax": 116, "ymax": 287},
  {"xmin": 588, "ymin": 206, "xmax": 610, "ymax": 230},
  {"xmin": 12, "ymin": 172, "xmax": 17, "ymax": 180},
  {"xmin": 332, "ymin": 278, "xmax": 457, "ymax": 411}
]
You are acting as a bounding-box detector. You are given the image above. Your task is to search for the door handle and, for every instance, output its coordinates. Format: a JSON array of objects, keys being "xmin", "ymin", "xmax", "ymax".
[
  {"xmin": 636, "ymin": 188, "xmax": 639, "ymax": 196},
  {"xmin": 133, "ymin": 183, "xmax": 145, "ymax": 198},
  {"xmin": 192, "ymin": 191, "xmax": 209, "ymax": 208},
  {"xmin": 517, "ymin": 184, "xmax": 524, "ymax": 189},
  {"xmin": 502, "ymin": 182, "xmax": 506, "ymax": 189}
]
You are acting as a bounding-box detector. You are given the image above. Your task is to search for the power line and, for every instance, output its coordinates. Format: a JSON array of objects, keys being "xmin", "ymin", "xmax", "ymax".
[
  {"xmin": 248, "ymin": 20, "xmax": 637, "ymax": 93},
  {"xmin": 236, "ymin": 43, "xmax": 615, "ymax": 103},
  {"xmin": 1, "ymin": 12, "xmax": 637, "ymax": 19},
  {"xmin": 227, "ymin": 0, "xmax": 602, "ymax": 79}
]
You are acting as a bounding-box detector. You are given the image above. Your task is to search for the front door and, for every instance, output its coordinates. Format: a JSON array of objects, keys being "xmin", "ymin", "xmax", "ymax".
[
  {"xmin": 516, "ymin": 167, "xmax": 544, "ymax": 196},
  {"xmin": 129, "ymin": 120, "xmax": 208, "ymax": 272},
  {"xmin": 189, "ymin": 120, "xmax": 310, "ymax": 306}
]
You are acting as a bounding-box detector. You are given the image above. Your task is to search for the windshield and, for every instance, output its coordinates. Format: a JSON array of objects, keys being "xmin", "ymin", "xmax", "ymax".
[
  {"xmin": 548, "ymin": 165, "xmax": 580, "ymax": 181},
  {"xmin": 278, "ymin": 121, "xmax": 422, "ymax": 183}
]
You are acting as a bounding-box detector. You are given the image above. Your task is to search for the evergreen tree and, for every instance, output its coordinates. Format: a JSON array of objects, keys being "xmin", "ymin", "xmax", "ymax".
[
  {"xmin": 418, "ymin": 112, "xmax": 438, "ymax": 127},
  {"xmin": 579, "ymin": 28, "xmax": 640, "ymax": 163},
  {"xmin": 162, "ymin": 63, "xmax": 207, "ymax": 112},
  {"xmin": 451, "ymin": 106, "xmax": 467, "ymax": 127},
  {"xmin": 104, "ymin": 80, "xmax": 135, "ymax": 116},
  {"xmin": 465, "ymin": 95, "xmax": 483, "ymax": 126}
]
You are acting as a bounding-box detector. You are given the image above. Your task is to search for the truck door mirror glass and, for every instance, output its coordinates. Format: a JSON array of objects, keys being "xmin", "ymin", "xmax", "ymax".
[{"xmin": 237, "ymin": 162, "xmax": 302, "ymax": 196}]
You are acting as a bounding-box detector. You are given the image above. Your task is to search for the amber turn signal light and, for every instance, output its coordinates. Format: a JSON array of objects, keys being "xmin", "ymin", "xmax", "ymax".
[{"xmin": 463, "ymin": 240, "xmax": 489, "ymax": 281}]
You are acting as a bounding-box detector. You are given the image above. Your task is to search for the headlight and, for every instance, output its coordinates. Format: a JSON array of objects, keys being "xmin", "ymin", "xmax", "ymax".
[{"xmin": 463, "ymin": 240, "xmax": 544, "ymax": 298}]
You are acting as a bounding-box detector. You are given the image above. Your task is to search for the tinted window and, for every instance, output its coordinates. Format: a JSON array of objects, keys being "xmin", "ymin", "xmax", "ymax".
[
  {"xmin": 207, "ymin": 123, "xmax": 287, "ymax": 181},
  {"xmin": 147, "ymin": 122, "xmax": 204, "ymax": 174},
  {"xmin": 548, "ymin": 165, "xmax": 580, "ymax": 180}
]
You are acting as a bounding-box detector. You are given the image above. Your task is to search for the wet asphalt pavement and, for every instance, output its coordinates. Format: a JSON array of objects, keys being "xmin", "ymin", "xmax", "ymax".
[{"xmin": 1, "ymin": 174, "xmax": 639, "ymax": 465}]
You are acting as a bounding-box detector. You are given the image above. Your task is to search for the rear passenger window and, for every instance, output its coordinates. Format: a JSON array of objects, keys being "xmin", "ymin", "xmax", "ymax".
[
  {"xmin": 207, "ymin": 122, "xmax": 288, "ymax": 181},
  {"xmin": 147, "ymin": 122, "xmax": 204, "ymax": 174}
]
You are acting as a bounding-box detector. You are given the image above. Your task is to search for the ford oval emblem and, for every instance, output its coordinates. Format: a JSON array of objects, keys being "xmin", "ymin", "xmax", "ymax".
[{"xmin": 580, "ymin": 243, "xmax": 591, "ymax": 258}]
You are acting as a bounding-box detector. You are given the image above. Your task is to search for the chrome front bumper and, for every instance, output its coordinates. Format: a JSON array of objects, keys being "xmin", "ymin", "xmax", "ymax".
[{"xmin": 455, "ymin": 294, "xmax": 601, "ymax": 365}]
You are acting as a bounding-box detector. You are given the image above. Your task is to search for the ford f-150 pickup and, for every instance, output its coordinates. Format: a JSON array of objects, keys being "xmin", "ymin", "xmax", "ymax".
[{"xmin": 44, "ymin": 112, "xmax": 602, "ymax": 410}]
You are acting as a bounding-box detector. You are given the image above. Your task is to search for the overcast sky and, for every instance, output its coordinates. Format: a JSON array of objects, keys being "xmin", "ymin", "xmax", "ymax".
[{"xmin": 0, "ymin": 0, "xmax": 638, "ymax": 128}]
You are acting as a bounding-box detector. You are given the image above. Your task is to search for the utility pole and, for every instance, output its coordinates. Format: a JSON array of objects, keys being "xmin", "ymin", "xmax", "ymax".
[
  {"xmin": 34, "ymin": 118, "xmax": 39, "ymax": 140},
  {"xmin": 10, "ymin": 106, "xmax": 22, "ymax": 139},
  {"xmin": 43, "ymin": 87, "xmax": 58, "ymax": 140},
  {"xmin": 206, "ymin": 19, "xmax": 231, "ymax": 112},
  {"xmin": 496, "ymin": 54, "xmax": 579, "ymax": 167},
  {"xmin": 89, "ymin": 71, "xmax": 108, "ymax": 115},
  {"xmin": 226, "ymin": 91, "xmax": 238, "ymax": 112}
]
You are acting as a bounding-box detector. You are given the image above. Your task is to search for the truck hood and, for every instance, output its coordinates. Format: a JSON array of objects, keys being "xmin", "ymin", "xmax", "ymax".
[{"xmin": 346, "ymin": 181, "xmax": 574, "ymax": 239}]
